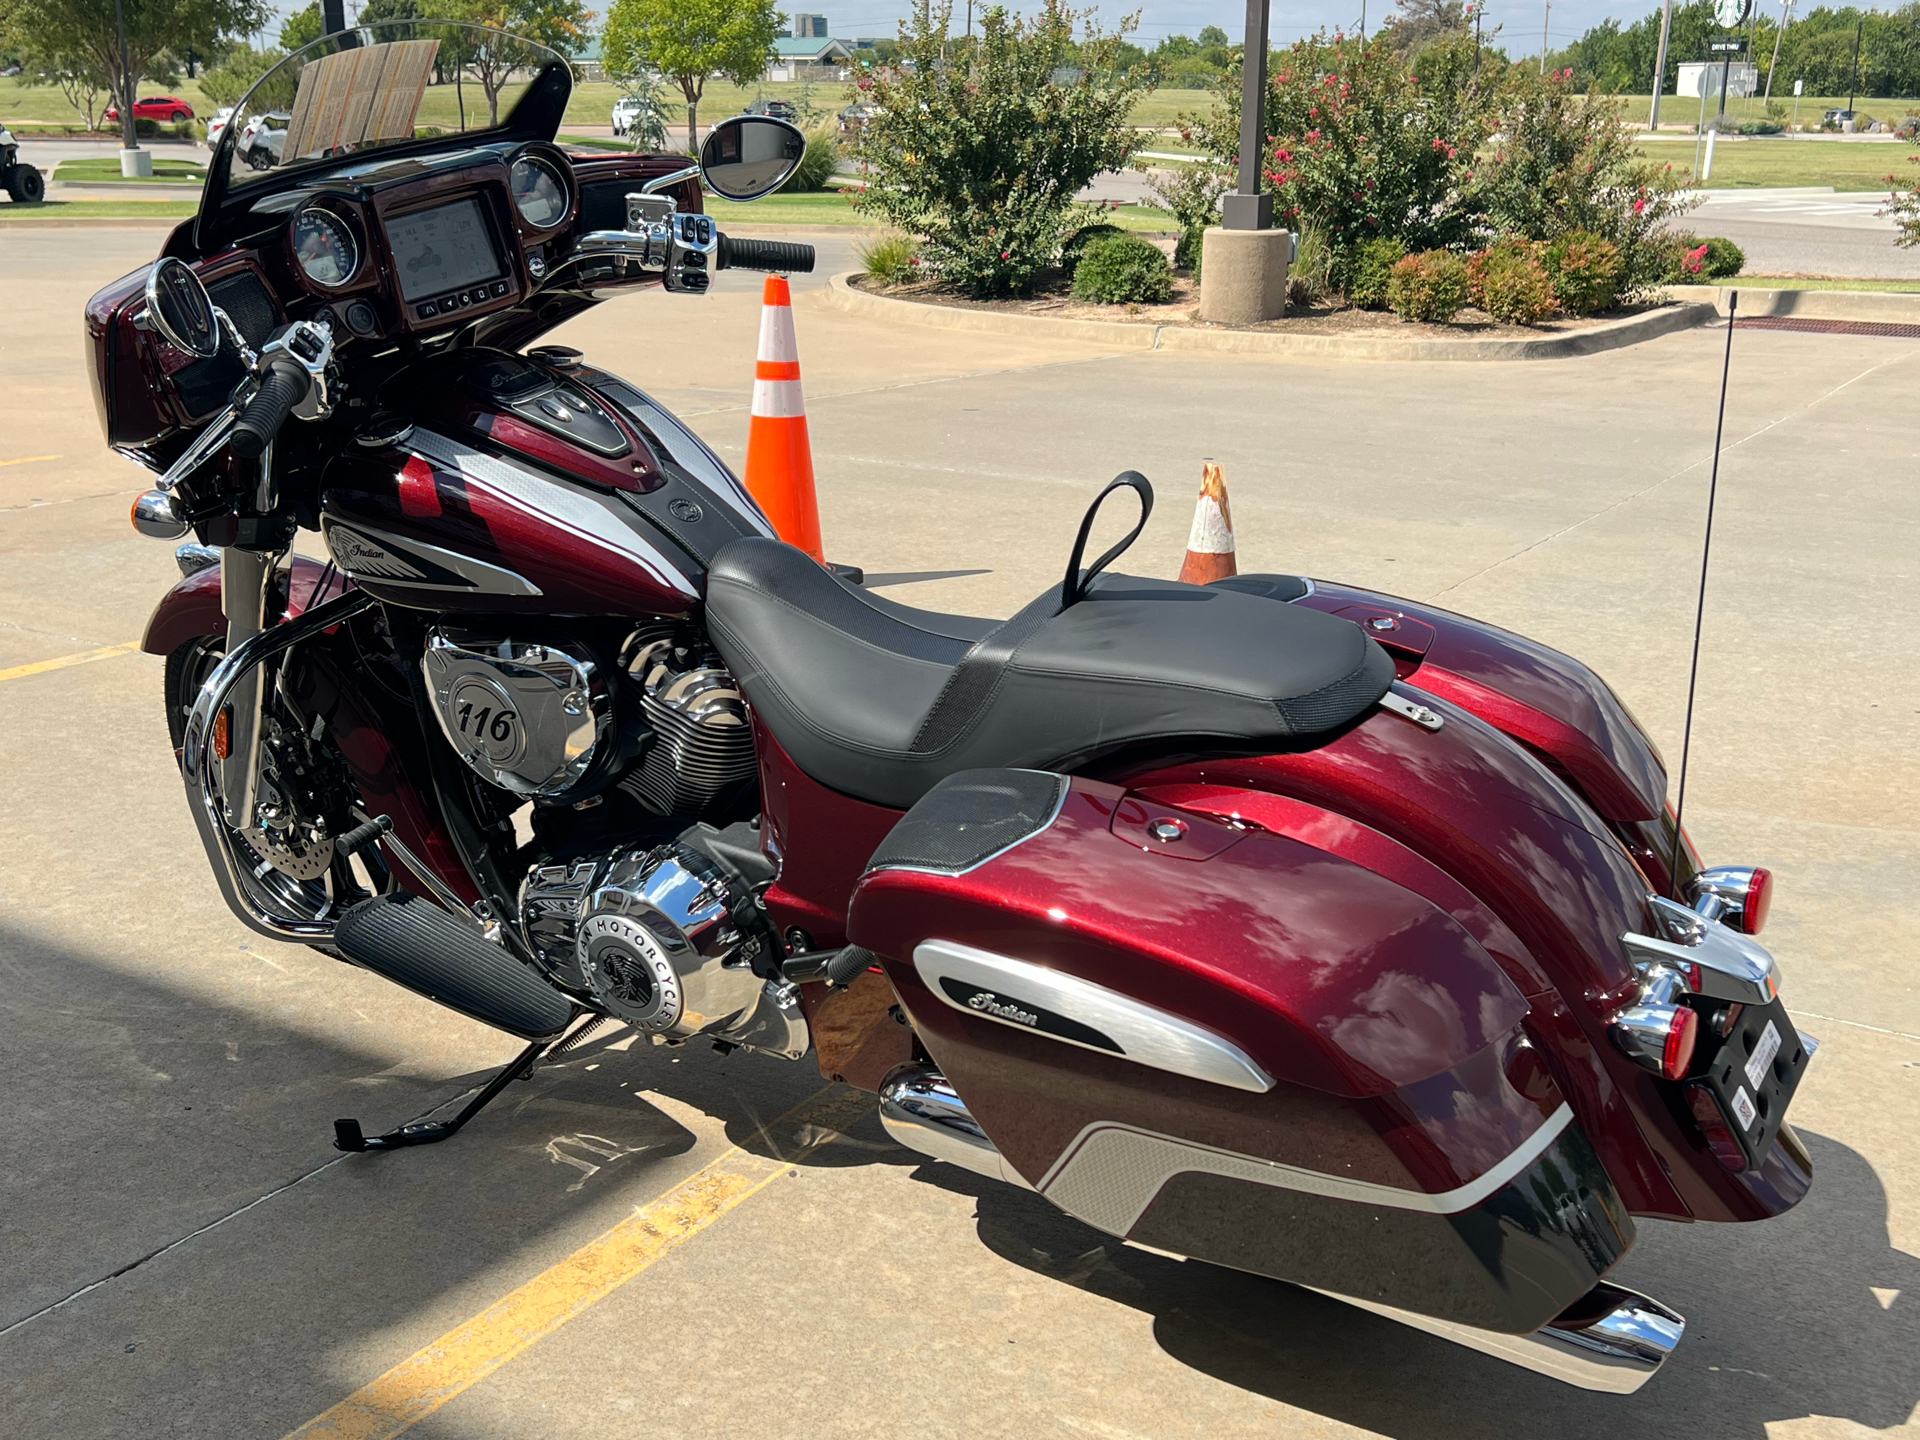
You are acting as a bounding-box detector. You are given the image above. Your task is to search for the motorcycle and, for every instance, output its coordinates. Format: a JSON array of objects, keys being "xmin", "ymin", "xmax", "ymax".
[{"xmin": 91, "ymin": 21, "xmax": 1814, "ymax": 1396}]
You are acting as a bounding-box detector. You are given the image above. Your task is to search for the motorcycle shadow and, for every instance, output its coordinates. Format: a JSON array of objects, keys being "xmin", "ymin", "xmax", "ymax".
[{"xmin": 916, "ymin": 1130, "xmax": 1920, "ymax": 1436}]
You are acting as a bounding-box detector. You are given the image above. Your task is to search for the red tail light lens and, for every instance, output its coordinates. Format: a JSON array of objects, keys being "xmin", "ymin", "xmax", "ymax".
[
  {"xmin": 1686, "ymin": 1083, "xmax": 1748, "ymax": 1172},
  {"xmin": 1662, "ymin": 1005, "xmax": 1698, "ymax": 1080},
  {"xmin": 1740, "ymin": 867, "xmax": 1772, "ymax": 934}
]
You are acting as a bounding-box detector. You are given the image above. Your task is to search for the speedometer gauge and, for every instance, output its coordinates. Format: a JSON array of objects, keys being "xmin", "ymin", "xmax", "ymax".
[
  {"xmin": 292, "ymin": 208, "xmax": 358, "ymax": 287},
  {"xmin": 510, "ymin": 156, "xmax": 569, "ymax": 228}
]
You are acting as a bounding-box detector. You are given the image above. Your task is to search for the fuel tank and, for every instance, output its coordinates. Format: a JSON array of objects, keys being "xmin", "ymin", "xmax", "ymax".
[{"xmin": 320, "ymin": 348, "xmax": 772, "ymax": 616}]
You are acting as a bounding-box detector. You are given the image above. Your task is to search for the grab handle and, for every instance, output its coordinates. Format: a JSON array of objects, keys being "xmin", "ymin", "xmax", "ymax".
[{"xmin": 1061, "ymin": 471, "xmax": 1154, "ymax": 610}]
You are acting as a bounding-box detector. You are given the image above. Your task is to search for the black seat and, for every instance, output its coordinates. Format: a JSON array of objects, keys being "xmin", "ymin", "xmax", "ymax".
[{"xmin": 703, "ymin": 538, "xmax": 1395, "ymax": 810}]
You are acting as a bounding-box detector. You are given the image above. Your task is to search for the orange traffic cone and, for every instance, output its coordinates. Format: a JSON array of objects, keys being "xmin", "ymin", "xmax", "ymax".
[
  {"xmin": 742, "ymin": 274, "xmax": 824, "ymax": 562},
  {"xmin": 1177, "ymin": 458, "xmax": 1236, "ymax": 584}
]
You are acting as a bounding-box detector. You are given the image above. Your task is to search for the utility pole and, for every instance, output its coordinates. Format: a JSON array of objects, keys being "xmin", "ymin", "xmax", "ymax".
[
  {"xmin": 1541, "ymin": 0, "xmax": 1550, "ymax": 74},
  {"xmin": 1764, "ymin": 0, "xmax": 1791, "ymax": 106},
  {"xmin": 1846, "ymin": 17, "xmax": 1862, "ymax": 113},
  {"xmin": 1360, "ymin": 0, "xmax": 1367, "ymax": 41},
  {"xmin": 1650, "ymin": 0, "xmax": 1675, "ymax": 129}
]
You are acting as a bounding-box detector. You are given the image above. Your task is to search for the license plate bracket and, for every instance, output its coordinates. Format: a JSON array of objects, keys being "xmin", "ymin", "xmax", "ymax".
[{"xmin": 1694, "ymin": 994, "xmax": 1811, "ymax": 1167}]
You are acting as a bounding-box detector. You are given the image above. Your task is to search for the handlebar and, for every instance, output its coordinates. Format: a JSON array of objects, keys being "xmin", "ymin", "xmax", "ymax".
[
  {"xmin": 230, "ymin": 357, "xmax": 310, "ymax": 460},
  {"xmin": 716, "ymin": 235, "xmax": 816, "ymax": 274}
]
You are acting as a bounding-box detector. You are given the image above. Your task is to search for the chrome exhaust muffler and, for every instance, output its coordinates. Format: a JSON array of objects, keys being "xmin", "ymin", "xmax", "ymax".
[{"xmin": 877, "ymin": 1063, "xmax": 1681, "ymax": 1393}]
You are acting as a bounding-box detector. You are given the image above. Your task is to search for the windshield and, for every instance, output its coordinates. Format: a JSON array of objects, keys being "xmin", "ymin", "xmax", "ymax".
[{"xmin": 216, "ymin": 21, "xmax": 571, "ymax": 194}]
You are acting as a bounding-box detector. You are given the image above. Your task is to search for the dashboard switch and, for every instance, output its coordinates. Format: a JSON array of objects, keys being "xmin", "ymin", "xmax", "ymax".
[
  {"xmin": 416, "ymin": 302, "xmax": 438, "ymax": 320},
  {"xmin": 438, "ymin": 296, "xmax": 460, "ymax": 314},
  {"xmin": 490, "ymin": 280, "xmax": 510, "ymax": 297}
]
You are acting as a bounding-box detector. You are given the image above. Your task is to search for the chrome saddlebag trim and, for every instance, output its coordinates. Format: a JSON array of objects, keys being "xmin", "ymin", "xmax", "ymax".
[
  {"xmin": 179, "ymin": 587, "xmax": 375, "ymax": 942},
  {"xmin": 1314, "ymin": 1281, "xmax": 1684, "ymax": 1394}
]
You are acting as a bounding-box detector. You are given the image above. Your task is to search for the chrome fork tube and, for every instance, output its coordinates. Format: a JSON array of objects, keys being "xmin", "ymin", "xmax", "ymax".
[{"xmin": 218, "ymin": 544, "xmax": 276, "ymax": 827}]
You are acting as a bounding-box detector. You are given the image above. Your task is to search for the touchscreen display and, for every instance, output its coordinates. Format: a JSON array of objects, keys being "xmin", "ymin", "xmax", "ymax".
[{"xmin": 388, "ymin": 197, "xmax": 503, "ymax": 301}]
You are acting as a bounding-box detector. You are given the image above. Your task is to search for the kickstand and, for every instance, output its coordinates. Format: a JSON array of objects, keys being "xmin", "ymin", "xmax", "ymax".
[{"xmin": 332, "ymin": 1015, "xmax": 602, "ymax": 1153}]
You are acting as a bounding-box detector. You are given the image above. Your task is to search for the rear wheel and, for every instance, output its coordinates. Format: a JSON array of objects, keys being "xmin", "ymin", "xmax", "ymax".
[
  {"xmin": 4, "ymin": 165, "xmax": 42, "ymax": 203},
  {"xmin": 170, "ymin": 109, "xmax": 188, "ymax": 122}
]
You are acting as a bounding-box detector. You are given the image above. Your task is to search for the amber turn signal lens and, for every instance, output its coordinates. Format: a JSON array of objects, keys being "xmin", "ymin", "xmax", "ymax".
[{"xmin": 212, "ymin": 706, "xmax": 231, "ymax": 760}]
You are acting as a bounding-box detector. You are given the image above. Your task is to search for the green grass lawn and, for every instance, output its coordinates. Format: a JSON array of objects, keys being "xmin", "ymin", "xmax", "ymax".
[
  {"xmin": 1635, "ymin": 135, "xmax": 1920, "ymax": 190},
  {"xmin": 1736, "ymin": 273, "xmax": 1920, "ymax": 291},
  {"xmin": 0, "ymin": 198, "xmax": 197, "ymax": 218},
  {"xmin": 51, "ymin": 156, "xmax": 206, "ymax": 184},
  {"xmin": 1611, "ymin": 91, "xmax": 1920, "ymax": 130}
]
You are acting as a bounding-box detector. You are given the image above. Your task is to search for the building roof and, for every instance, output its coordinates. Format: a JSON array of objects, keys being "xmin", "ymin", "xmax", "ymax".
[{"xmin": 770, "ymin": 37, "xmax": 854, "ymax": 60}]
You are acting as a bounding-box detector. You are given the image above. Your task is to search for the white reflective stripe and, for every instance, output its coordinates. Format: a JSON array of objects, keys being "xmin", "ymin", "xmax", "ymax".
[
  {"xmin": 756, "ymin": 298, "xmax": 799, "ymax": 364},
  {"xmin": 751, "ymin": 377, "xmax": 807, "ymax": 418},
  {"xmin": 1037, "ymin": 1105, "xmax": 1575, "ymax": 1236},
  {"xmin": 913, "ymin": 939, "xmax": 1274, "ymax": 1093},
  {"xmin": 1186, "ymin": 495, "xmax": 1234, "ymax": 554}
]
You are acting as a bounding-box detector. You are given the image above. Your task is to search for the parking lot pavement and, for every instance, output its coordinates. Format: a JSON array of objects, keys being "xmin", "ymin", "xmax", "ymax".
[
  {"xmin": 2, "ymin": 226, "xmax": 1916, "ymax": 1439},
  {"xmin": 1685, "ymin": 189, "xmax": 1920, "ymax": 279}
]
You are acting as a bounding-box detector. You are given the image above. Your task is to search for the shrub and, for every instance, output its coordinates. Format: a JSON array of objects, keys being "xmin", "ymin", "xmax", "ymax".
[
  {"xmin": 1469, "ymin": 67, "xmax": 1694, "ymax": 298},
  {"xmin": 852, "ymin": 1, "xmax": 1147, "ymax": 298},
  {"xmin": 782, "ymin": 125, "xmax": 840, "ymax": 193},
  {"xmin": 1542, "ymin": 229, "xmax": 1624, "ymax": 314},
  {"xmin": 1070, "ymin": 234, "xmax": 1173, "ymax": 304},
  {"xmin": 857, "ymin": 231, "xmax": 922, "ymax": 287},
  {"xmin": 1344, "ymin": 235, "xmax": 1407, "ymax": 308},
  {"xmin": 1887, "ymin": 154, "xmax": 1920, "ymax": 249},
  {"xmin": 1060, "ymin": 222, "xmax": 1125, "ymax": 275},
  {"xmin": 1143, "ymin": 160, "xmax": 1229, "ymax": 270},
  {"xmin": 1287, "ymin": 223, "xmax": 1333, "ymax": 307},
  {"xmin": 1700, "ymin": 235, "xmax": 1745, "ymax": 277},
  {"xmin": 1469, "ymin": 237, "xmax": 1557, "ymax": 324},
  {"xmin": 1386, "ymin": 250, "xmax": 1470, "ymax": 322},
  {"xmin": 1194, "ymin": 30, "xmax": 1487, "ymax": 282}
]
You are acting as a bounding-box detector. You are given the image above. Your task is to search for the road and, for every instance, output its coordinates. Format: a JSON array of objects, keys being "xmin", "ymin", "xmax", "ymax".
[{"xmin": 0, "ymin": 225, "xmax": 1915, "ymax": 1440}]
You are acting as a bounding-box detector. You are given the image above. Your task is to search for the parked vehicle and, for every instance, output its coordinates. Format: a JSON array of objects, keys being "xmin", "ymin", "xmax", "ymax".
[
  {"xmin": 236, "ymin": 111, "xmax": 289, "ymax": 170},
  {"xmin": 0, "ymin": 125, "xmax": 46, "ymax": 202},
  {"xmin": 837, "ymin": 100, "xmax": 878, "ymax": 142},
  {"xmin": 610, "ymin": 95, "xmax": 642, "ymax": 136},
  {"xmin": 743, "ymin": 97, "xmax": 796, "ymax": 120},
  {"xmin": 105, "ymin": 95, "xmax": 196, "ymax": 124},
  {"xmin": 206, "ymin": 105, "xmax": 236, "ymax": 148},
  {"xmin": 95, "ymin": 18, "xmax": 1815, "ymax": 1401}
]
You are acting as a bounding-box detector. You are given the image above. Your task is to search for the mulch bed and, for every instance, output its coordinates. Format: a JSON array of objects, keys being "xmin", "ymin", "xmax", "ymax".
[{"xmin": 850, "ymin": 269, "xmax": 1677, "ymax": 338}]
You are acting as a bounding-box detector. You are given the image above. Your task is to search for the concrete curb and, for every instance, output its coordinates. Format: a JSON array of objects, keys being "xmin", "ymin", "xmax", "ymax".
[
  {"xmin": 0, "ymin": 212, "xmax": 187, "ymax": 227},
  {"xmin": 1664, "ymin": 284, "xmax": 1920, "ymax": 322},
  {"xmin": 824, "ymin": 272, "xmax": 1717, "ymax": 360}
]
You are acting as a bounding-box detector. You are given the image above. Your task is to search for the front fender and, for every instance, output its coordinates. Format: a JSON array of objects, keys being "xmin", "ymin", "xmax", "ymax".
[{"xmin": 141, "ymin": 553, "xmax": 350, "ymax": 657}]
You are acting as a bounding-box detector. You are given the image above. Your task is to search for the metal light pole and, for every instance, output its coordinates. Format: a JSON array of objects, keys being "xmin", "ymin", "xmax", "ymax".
[
  {"xmin": 1846, "ymin": 17, "xmax": 1862, "ymax": 113},
  {"xmin": 1764, "ymin": 0, "xmax": 1791, "ymax": 106},
  {"xmin": 1541, "ymin": 0, "xmax": 1550, "ymax": 74},
  {"xmin": 322, "ymin": 0, "xmax": 346, "ymax": 35},
  {"xmin": 1222, "ymin": 0, "xmax": 1272, "ymax": 232},
  {"xmin": 1650, "ymin": 0, "xmax": 1675, "ymax": 129}
]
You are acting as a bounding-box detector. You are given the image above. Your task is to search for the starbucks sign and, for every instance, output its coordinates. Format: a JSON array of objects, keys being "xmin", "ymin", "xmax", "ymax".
[{"xmin": 1714, "ymin": 0, "xmax": 1751, "ymax": 27}]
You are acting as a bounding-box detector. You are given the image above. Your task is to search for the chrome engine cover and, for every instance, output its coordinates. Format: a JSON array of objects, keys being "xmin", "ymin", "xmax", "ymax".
[
  {"xmin": 421, "ymin": 629, "xmax": 609, "ymax": 797},
  {"xmin": 618, "ymin": 629, "xmax": 756, "ymax": 815},
  {"xmin": 518, "ymin": 845, "xmax": 805, "ymax": 1056}
]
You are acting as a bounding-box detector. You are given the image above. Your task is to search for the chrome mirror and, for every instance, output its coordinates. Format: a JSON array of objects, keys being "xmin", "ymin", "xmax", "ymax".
[
  {"xmin": 146, "ymin": 257, "xmax": 221, "ymax": 358},
  {"xmin": 699, "ymin": 115, "xmax": 806, "ymax": 202}
]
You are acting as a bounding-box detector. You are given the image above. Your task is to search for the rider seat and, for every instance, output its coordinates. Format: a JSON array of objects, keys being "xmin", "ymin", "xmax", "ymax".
[{"xmin": 703, "ymin": 476, "xmax": 1394, "ymax": 810}]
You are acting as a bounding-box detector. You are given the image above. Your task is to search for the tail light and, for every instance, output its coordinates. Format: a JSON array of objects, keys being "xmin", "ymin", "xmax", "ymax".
[
  {"xmin": 1610, "ymin": 962, "xmax": 1699, "ymax": 1081},
  {"xmin": 1690, "ymin": 865, "xmax": 1772, "ymax": 935},
  {"xmin": 1686, "ymin": 1083, "xmax": 1748, "ymax": 1172}
]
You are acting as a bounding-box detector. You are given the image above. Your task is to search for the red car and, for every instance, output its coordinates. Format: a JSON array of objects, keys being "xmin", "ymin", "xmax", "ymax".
[{"xmin": 103, "ymin": 95, "xmax": 195, "ymax": 124}]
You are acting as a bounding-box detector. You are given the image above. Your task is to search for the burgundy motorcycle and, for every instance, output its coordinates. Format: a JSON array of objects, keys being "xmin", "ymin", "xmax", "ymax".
[{"xmin": 92, "ymin": 22, "xmax": 1812, "ymax": 1395}]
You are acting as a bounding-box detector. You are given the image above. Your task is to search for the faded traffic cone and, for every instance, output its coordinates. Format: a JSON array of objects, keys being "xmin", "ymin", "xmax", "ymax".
[
  {"xmin": 743, "ymin": 274, "xmax": 824, "ymax": 562},
  {"xmin": 1177, "ymin": 458, "xmax": 1236, "ymax": 584}
]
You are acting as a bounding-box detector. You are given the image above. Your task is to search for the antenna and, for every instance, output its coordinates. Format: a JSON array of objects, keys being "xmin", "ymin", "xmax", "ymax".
[{"xmin": 1669, "ymin": 290, "xmax": 1738, "ymax": 899}]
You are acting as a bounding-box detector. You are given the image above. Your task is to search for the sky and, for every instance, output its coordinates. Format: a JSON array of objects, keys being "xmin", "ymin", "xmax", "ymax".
[{"xmin": 255, "ymin": 0, "xmax": 1795, "ymax": 64}]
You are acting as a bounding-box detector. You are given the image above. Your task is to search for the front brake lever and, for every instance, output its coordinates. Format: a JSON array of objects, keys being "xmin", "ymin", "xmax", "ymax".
[{"xmin": 155, "ymin": 405, "xmax": 241, "ymax": 493}]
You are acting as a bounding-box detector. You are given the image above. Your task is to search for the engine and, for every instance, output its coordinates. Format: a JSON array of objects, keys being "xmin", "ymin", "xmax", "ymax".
[
  {"xmin": 420, "ymin": 622, "xmax": 756, "ymax": 814},
  {"xmin": 518, "ymin": 842, "xmax": 805, "ymax": 1058}
]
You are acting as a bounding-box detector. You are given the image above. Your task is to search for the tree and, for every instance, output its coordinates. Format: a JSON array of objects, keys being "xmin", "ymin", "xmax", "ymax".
[
  {"xmin": 853, "ymin": 1, "xmax": 1146, "ymax": 298},
  {"xmin": 198, "ymin": 43, "xmax": 281, "ymax": 106},
  {"xmin": 280, "ymin": 2, "xmax": 322, "ymax": 53},
  {"xmin": 602, "ymin": 0, "xmax": 782, "ymax": 155},
  {"xmin": 1378, "ymin": 0, "xmax": 1469, "ymax": 57},
  {"xmin": 453, "ymin": 0, "xmax": 593, "ymax": 126},
  {"xmin": 0, "ymin": 0, "xmax": 267, "ymax": 127},
  {"xmin": 1197, "ymin": 23, "xmax": 1228, "ymax": 46}
]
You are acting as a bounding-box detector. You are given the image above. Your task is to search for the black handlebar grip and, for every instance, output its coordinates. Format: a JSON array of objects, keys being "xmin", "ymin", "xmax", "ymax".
[
  {"xmin": 717, "ymin": 235, "xmax": 817, "ymax": 274},
  {"xmin": 230, "ymin": 358, "xmax": 311, "ymax": 460}
]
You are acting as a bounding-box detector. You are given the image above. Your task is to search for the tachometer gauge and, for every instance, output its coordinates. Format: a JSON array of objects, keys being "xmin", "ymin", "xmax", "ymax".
[
  {"xmin": 510, "ymin": 156, "xmax": 569, "ymax": 229},
  {"xmin": 292, "ymin": 208, "xmax": 358, "ymax": 287}
]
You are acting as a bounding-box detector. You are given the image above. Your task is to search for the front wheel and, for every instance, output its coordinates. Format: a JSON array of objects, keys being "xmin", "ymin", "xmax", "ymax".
[{"xmin": 5, "ymin": 165, "xmax": 43, "ymax": 203}]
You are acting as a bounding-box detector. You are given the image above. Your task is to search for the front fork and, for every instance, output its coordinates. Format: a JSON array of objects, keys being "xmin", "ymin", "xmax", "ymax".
[{"xmin": 218, "ymin": 544, "xmax": 274, "ymax": 829}]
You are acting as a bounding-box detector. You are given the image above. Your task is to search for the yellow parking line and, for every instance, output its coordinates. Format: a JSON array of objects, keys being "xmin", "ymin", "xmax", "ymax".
[
  {"xmin": 282, "ymin": 1085, "xmax": 866, "ymax": 1440},
  {"xmin": 0, "ymin": 641, "xmax": 140, "ymax": 683},
  {"xmin": 0, "ymin": 454, "xmax": 61, "ymax": 467}
]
